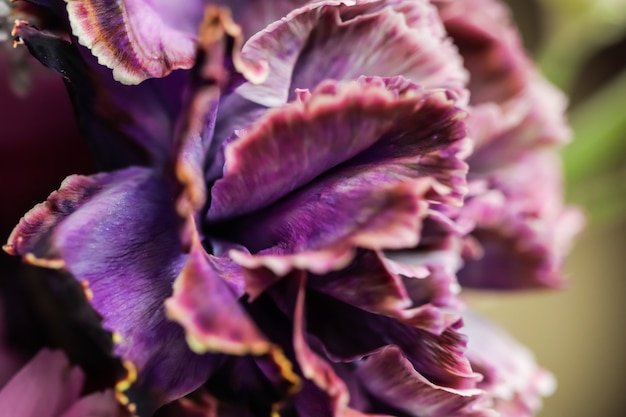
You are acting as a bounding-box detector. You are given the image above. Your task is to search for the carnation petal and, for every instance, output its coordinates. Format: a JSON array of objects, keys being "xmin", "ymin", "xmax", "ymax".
[
  {"xmin": 212, "ymin": 82, "xmax": 468, "ymax": 283},
  {"xmin": 457, "ymin": 152, "xmax": 585, "ymax": 289},
  {"xmin": 304, "ymin": 290, "xmax": 479, "ymax": 390},
  {"xmin": 13, "ymin": 20, "xmax": 186, "ymax": 170},
  {"xmin": 436, "ymin": 0, "xmax": 529, "ymax": 105},
  {"xmin": 59, "ymin": 390, "xmax": 120, "ymax": 417},
  {"xmin": 7, "ymin": 168, "xmax": 218, "ymax": 408},
  {"xmin": 165, "ymin": 235, "xmax": 272, "ymax": 356},
  {"xmin": 290, "ymin": 1, "xmax": 467, "ymax": 100},
  {"xmin": 306, "ymin": 250, "xmax": 461, "ymax": 335},
  {"xmin": 237, "ymin": 0, "xmax": 467, "ymax": 107},
  {"xmin": 64, "ymin": 0, "xmax": 200, "ymax": 84},
  {"xmin": 226, "ymin": 178, "xmax": 428, "ymax": 279},
  {"xmin": 0, "ymin": 349, "xmax": 83, "ymax": 417},
  {"xmin": 292, "ymin": 273, "xmax": 359, "ymax": 415},
  {"xmin": 209, "ymin": 79, "xmax": 420, "ymax": 221},
  {"xmin": 467, "ymin": 75, "xmax": 571, "ymax": 172},
  {"xmin": 308, "ymin": 250, "xmax": 412, "ymax": 315},
  {"xmin": 209, "ymin": 78, "xmax": 467, "ymax": 224},
  {"xmin": 463, "ymin": 311, "xmax": 556, "ymax": 417},
  {"xmin": 356, "ymin": 346, "xmax": 490, "ymax": 417}
]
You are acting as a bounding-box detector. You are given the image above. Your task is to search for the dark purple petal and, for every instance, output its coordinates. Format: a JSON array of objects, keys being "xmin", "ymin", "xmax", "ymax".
[
  {"xmin": 237, "ymin": 0, "xmax": 467, "ymax": 107},
  {"xmin": 463, "ymin": 311, "xmax": 556, "ymax": 417},
  {"xmin": 6, "ymin": 168, "xmax": 217, "ymax": 408},
  {"xmin": 467, "ymin": 75, "xmax": 571, "ymax": 172},
  {"xmin": 291, "ymin": 273, "xmax": 391, "ymax": 417},
  {"xmin": 209, "ymin": 78, "xmax": 438, "ymax": 221},
  {"xmin": 436, "ymin": 0, "xmax": 529, "ymax": 105},
  {"xmin": 208, "ymin": 79, "xmax": 468, "ymax": 241},
  {"xmin": 226, "ymin": 177, "xmax": 430, "ymax": 277},
  {"xmin": 13, "ymin": 20, "xmax": 186, "ymax": 170},
  {"xmin": 164, "ymin": 235, "xmax": 272, "ymax": 355},
  {"xmin": 355, "ymin": 346, "xmax": 490, "ymax": 417},
  {"xmin": 308, "ymin": 250, "xmax": 411, "ymax": 315},
  {"xmin": 291, "ymin": 273, "xmax": 352, "ymax": 414},
  {"xmin": 173, "ymin": 4, "xmax": 281, "ymax": 216},
  {"xmin": 171, "ymin": 8, "xmax": 238, "ymax": 219},
  {"xmin": 210, "ymin": 79, "xmax": 468, "ymax": 281},
  {"xmin": 203, "ymin": 353, "xmax": 300, "ymax": 416},
  {"xmin": 0, "ymin": 252, "xmax": 128, "ymax": 396},
  {"xmin": 308, "ymin": 250, "xmax": 460, "ymax": 335},
  {"xmin": 303, "ymin": 289, "xmax": 480, "ymax": 391},
  {"xmin": 457, "ymin": 152, "xmax": 585, "ymax": 289}
]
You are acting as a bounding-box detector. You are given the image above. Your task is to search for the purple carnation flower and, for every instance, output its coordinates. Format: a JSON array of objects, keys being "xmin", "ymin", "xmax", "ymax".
[{"xmin": 2, "ymin": 1, "xmax": 581, "ymax": 416}]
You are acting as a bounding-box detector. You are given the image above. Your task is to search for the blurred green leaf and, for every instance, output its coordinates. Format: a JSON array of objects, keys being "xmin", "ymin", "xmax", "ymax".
[{"xmin": 564, "ymin": 68, "xmax": 626, "ymax": 184}]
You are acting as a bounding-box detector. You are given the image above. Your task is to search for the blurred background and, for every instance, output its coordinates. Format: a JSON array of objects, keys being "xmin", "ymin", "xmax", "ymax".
[{"xmin": 471, "ymin": 1, "xmax": 626, "ymax": 416}]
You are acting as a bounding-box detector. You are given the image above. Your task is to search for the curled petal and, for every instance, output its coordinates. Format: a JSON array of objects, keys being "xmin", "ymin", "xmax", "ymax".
[
  {"xmin": 65, "ymin": 0, "xmax": 198, "ymax": 84},
  {"xmin": 173, "ymin": 5, "xmax": 271, "ymax": 219},
  {"xmin": 289, "ymin": 1, "xmax": 467, "ymax": 101},
  {"xmin": 291, "ymin": 273, "xmax": 384, "ymax": 417},
  {"xmin": 435, "ymin": 0, "xmax": 529, "ymax": 105},
  {"xmin": 228, "ymin": 177, "xmax": 431, "ymax": 262},
  {"xmin": 164, "ymin": 234, "xmax": 271, "ymax": 356},
  {"xmin": 356, "ymin": 346, "xmax": 491, "ymax": 417},
  {"xmin": 237, "ymin": 0, "xmax": 467, "ymax": 107},
  {"xmin": 385, "ymin": 233, "xmax": 465, "ymax": 310},
  {"xmin": 307, "ymin": 250, "xmax": 459, "ymax": 335},
  {"xmin": 210, "ymin": 82, "xmax": 468, "ymax": 287},
  {"xmin": 467, "ymin": 75, "xmax": 571, "ymax": 172},
  {"xmin": 304, "ymin": 290, "xmax": 480, "ymax": 390},
  {"xmin": 7, "ymin": 168, "xmax": 218, "ymax": 409},
  {"xmin": 209, "ymin": 78, "xmax": 467, "ymax": 228},
  {"xmin": 308, "ymin": 250, "xmax": 412, "ymax": 315},
  {"xmin": 65, "ymin": 1, "xmax": 267, "ymax": 85},
  {"xmin": 457, "ymin": 152, "xmax": 585, "ymax": 289},
  {"xmin": 6, "ymin": 170, "xmax": 127, "ymax": 257},
  {"xmin": 209, "ymin": 78, "xmax": 440, "ymax": 221}
]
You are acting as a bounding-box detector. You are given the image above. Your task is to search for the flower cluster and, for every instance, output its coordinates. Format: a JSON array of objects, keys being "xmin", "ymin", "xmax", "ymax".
[{"xmin": 1, "ymin": 1, "xmax": 582, "ymax": 417}]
